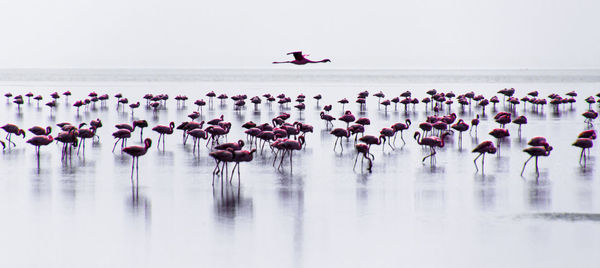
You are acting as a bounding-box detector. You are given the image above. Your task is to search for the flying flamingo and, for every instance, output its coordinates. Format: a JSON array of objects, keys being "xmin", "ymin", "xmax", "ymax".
[
  {"xmin": 272, "ymin": 51, "xmax": 331, "ymax": 65},
  {"xmin": 521, "ymin": 143, "xmax": 553, "ymax": 176},
  {"xmin": 1, "ymin": 124, "xmax": 26, "ymax": 147},
  {"xmin": 152, "ymin": 122, "xmax": 175, "ymax": 150},
  {"xmin": 354, "ymin": 143, "xmax": 373, "ymax": 172},
  {"xmin": 472, "ymin": 141, "xmax": 497, "ymax": 174},
  {"xmin": 413, "ymin": 131, "xmax": 452, "ymax": 165},
  {"xmin": 573, "ymin": 138, "xmax": 593, "ymax": 167},
  {"xmin": 122, "ymin": 138, "xmax": 152, "ymax": 187}
]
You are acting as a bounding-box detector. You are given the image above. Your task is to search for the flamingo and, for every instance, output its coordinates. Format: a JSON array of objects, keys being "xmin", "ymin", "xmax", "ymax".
[
  {"xmin": 489, "ymin": 128, "xmax": 510, "ymax": 155},
  {"xmin": 391, "ymin": 119, "xmax": 411, "ymax": 145},
  {"xmin": 28, "ymin": 126, "xmax": 52, "ymax": 136},
  {"xmin": 472, "ymin": 141, "xmax": 497, "ymax": 173},
  {"xmin": 380, "ymin": 128, "xmax": 395, "ymax": 151},
  {"xmin": 331, "ymin": 128, "xmax": 350, "ymax": 152},
  {"xmin": 354, "ymin": 143, "xmax": 373, "ymax": 172},
  {"xmin": 470, "ymin": 114, "xmax": 480, "ymax": 136},
  {"xmin": 122, "ymin": 138, "xmax": 152, "ymax": 187},
  {"xmin": 77, "ymin": 123, "xmax": 97, "ymax": 156},
  {"xmin": 512, "ymin": 115, "xmax": 527, "ymax": 135},
  {"xmin": 451, "ymin": 119, "xmax": 469, "ymax": 148},
  {"xmin": 1, "ymin": 124, "xmax": 26, "ymax": 147},
  {"xmin": 229, "ymin": 149, "xmax": 257, "ymax": 183},
  {"xmin": 26, "ymin": 135, "xmax": 53, "ymax": 159},
  {"xmin": 187, "ymin": 129, "xmax": 209, "ymax": 154},
  {"xmin": 272, "ymin": 51, "xmax": 331, "ymax": 65},
  {"xmin": 152, "ymin": 122, "xmax": 175, "ymax": 150},
  {"xmin": 414, "ymin": 131, "xmax": 452, "ymax": 165},
  {"xmin": 320, "ymin": 111, "xmax": 336, "ymax": 129},
  {"xmin": 209, "ymin": 149, "xmax": 234, "ymax": 185},
  {"xmin": 521, "ymin": 144, "xmax": 553, "ymax": 176},
  {"xmin": 112, "ymin": 129, "xmax": 131, "ymax": 152},
  {"xmin": 133, "ymin": 120, "xmax": 149, "ymax": 143},
  {"xmin": 573, "ymin": 138, "xmax": 593, "ymax": 167}
]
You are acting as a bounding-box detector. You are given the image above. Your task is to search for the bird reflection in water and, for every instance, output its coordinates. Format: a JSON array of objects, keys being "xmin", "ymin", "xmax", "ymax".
[
  {"xmin": 127, "ymin": 186, "xmax": 152, "ymax": 224},
  {"xmin": 527, "ymin": 180, "xmax": 551, "ymax": 209},
  {"xmin": 213, "ymin": 184, "xmax": 253, "ymax": 222}
]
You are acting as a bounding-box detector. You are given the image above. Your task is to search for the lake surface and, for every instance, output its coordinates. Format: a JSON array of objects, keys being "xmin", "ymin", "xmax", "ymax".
[{"xmin": 0, "ymin": 69, "xmax": 599, "ymax": 267}]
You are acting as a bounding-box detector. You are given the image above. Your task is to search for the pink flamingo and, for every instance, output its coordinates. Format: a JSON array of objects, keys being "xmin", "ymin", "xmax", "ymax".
[
  {"xmin": 187, "ymin": 129, "xmax": 209, "ymax": 154},
  {"xmin": 470, "ymin": 114, "xmax": 480, "ymax": 136},
  {"xmin": 521, "ymin": 143, "xmax": 553, "ymax": 176},
  {"xmin": 215, "ymin": 139, "xmax": 245, "ymax": 151},
  {"xmin": 272, "ymin": 51, "xmax": 331, "ymax": 65},
  {"xmin": 391, "ymin": 119, "xmax": 411, "ymax": 145},
  {"xmin": 26, "ymin": 135, "xmax": 53, "ymax": 159},
  {"xmin": 489, "ymin": 128, "xmax": 510, "ymax": 155},
  {"xmin": 152, "ymin": 122, "xmax": 175, "ymax": 150},
  {"xmin": 380, "ymin": 128, "xmax": 395, "ymax": 151},
  {"xmin": 275, "ymin": 136, "xmax": 305, "ymax": 173},
  {"xmin": 451, "ymin": 119, "xmax": 469, "ymax": 147},
  {"xmin": 210, "ymin": 149, "xmax": 234, "ymax": 185},
  {"xmin": 413, "ymin": 131, "xmax": 452, "ymax": 165},
  {"xmin": 573, "ymin": 138, "xmax": 593, "ymax": 167},
  {"xmin": 512, "ymin": 115, "xmax": 527, "ymax": 135},
  {"xmin": 320, "ymin": 111, "xmax": 336, "ymax": 129},
  {"xmin": 1, "ymin": 124, "xmax": 26, "ymax": 147},
  {"xmin": 77, "ymin": 123, "xmax": 97, "ymax": 156},
  {"xmin": 229, "ymin": 149, "xmax": 258, "ymax": 183},
  {"xmin": 122, "ymin": 138, "xmax": 152, "ymax": 186},
  {"xmin": 583, "ymin": 110, "xmax": 598, "ymax": 126},
  {"xmin": 133, "ymin": 120, "xmax": 148, "ymax": 142},
  {"xmin": 472, "ymin": 141, "xmax": 497, "ymax": 173},
  {"xmin": 348, "ymin": 124, "xmax": 365, "ymax": 144},
  {"xmin": 206, "ymin": 124, "xmax": 231, "ymax": 146},
  {"xmin": 354, "ymin": 143, "xmax": 373, "ymax": 172},
  {"xmin": 331, "ymin": 128, "xmax": 350, "ymax": 152},
  {"xmin": 29, "ymin": 126, "xmax": 52, "ymax": 136},
  {"xmin": 339, "ymin": 110, "xmax": 356, "ymax": 132},
  {"xmin": 112, "ymin": 129, "xmax": 131, "ymax": 152}
]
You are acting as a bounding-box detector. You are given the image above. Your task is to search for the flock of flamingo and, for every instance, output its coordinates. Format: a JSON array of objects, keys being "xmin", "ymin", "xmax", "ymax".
[{"xmin": 0, "ymin": 87, "xmax": 597, "ymax": 187}]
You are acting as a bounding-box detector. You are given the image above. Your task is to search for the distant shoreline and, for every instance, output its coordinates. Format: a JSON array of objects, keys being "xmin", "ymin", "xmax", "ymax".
[{"xmin": 0, "ymin": 68, "xmax": 599, "ymax": 84}]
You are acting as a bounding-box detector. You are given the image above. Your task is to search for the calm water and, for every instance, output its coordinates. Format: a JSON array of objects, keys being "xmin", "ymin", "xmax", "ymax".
[{"xmin": 0, "ymin": 69, "xmax": 599, "ymax": 267}]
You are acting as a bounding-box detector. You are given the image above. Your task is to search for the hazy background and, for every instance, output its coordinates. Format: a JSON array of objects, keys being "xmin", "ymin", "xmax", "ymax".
[{"xmin": 0, "ymin": 0, "xmax": 599, "ymax": 69}]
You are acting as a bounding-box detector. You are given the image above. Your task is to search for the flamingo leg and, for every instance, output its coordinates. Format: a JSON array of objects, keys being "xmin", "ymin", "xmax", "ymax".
[
  {"xmin": 130, "ymin": 157, "xmax": 135, "ymax": 185},
  {"xmin": 481, "ymin": 153, "xmax": 486, "ymax": 174},
  {"xmin": 473, "ymin": 153, "xmax": 482, "ymax": 172},
  {"xmin": 521, "ymin": 156, "xmax": 534, "ymax": 176},
  {"xmin": 112, "ymin": 138, "xmax": 121, "ymax": 152},
  {"xmin": 353, "ymin": 152, "xmax": 360, "ymax": 170}
]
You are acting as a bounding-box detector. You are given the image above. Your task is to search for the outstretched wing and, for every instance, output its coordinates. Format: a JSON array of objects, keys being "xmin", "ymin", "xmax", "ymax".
[{"xmin": 287, "ymin": 51, "xmax": 304, "ymax": 61}]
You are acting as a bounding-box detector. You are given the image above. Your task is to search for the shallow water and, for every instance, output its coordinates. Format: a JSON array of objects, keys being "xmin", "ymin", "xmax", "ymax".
[{"xmin": 0, "ymin": 69, "xmax": 599, "ymax": 267}]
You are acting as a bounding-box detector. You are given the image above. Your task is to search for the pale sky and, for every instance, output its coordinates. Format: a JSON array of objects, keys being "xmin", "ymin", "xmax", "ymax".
[{"xmin": 0, "ymin": 0, "xmax": 599, "ymax": 69}]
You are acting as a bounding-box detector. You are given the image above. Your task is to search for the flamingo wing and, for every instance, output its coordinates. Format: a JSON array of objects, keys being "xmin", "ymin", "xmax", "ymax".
[{"xmin": 287, "ymin": 51, "xmax": 305, "ymax": 61}]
